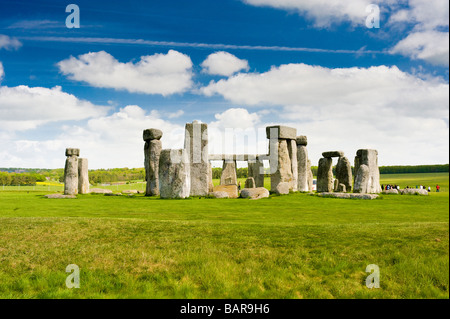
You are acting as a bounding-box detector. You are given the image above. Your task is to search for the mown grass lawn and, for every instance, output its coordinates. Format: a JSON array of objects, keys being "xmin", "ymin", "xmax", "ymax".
[{"xmin": 0, "ymin": 173, "xmax": 448, "ymax": 299}]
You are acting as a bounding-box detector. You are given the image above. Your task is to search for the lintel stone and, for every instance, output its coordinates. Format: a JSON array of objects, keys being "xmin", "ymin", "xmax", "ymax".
[{"xmin": 266, "ymin": 126, "xmax": 297, "ymax": 140}]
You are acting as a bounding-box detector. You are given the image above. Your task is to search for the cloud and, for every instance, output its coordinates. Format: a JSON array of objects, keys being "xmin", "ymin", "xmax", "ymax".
[
  {"xmin": 201, "ymin": 52, "xmax": 250, "ymax": 76},
  {"xmin": 167, "ymin": 110, "xmax": 184, "ymax": 119},
  {"xmin": 390, "ymin": 31, "xmax": 449, "ymax": 66},
  {"xmin": 57, "ymin": 50, "xmax": 193, "ymax": 96},
  {"xmin": 0, "ymin": 34, "xmax": 22, "ymax": 50},
  {"xmin": 243, "ymin": 0, "xmax": 378, "ymax": 27},
  {"xmin": 0, "ymin": 105, "xmax": 186, "ymax": 169},
  {"xmin": 211, "ymin": 108, "xmax": 260, "ymax": 129},
  {"xmin": 0, "ymin": 83, "xmax": 109, "ymax": 131},
  {"xmin": 0, "ymin": 62, "xmax": 4, "ymax": 81},
  {"xmin": 389, "ymin": 0, "xmax": 449, "ymax": 30},
  {"xmin": 201, "ymin": 62, "xmax": 449, "ymax": 165}
]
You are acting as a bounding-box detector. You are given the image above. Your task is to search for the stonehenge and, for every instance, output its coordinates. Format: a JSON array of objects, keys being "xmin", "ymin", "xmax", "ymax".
[
  {"xmin": 135, "ymin": 122, "xmax": 383, "ymax": 200},
  {"xmin": 143, "ymin": 128, "xmax": 162, "ymax": 196}
]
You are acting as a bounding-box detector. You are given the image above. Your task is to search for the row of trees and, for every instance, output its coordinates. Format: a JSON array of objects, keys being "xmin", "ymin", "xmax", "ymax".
[
  {"xmin": 379, "ymin": 164, "xmax": 449, "ymax": 174},
  {"xmin": 0, "ymin": 172, "xmax": 47, "ymax": 186}
]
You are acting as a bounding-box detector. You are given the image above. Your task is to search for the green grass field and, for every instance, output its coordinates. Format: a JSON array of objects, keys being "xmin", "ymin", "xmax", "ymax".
[{"xmin": 0, "ymin": 173, "xmax": 448, "ymax": 299}]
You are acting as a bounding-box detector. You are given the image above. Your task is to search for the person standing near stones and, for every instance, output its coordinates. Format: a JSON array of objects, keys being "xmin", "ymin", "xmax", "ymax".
[
  {"xmin": 436, "ymin": 184, "xmax": 440, "ymax": 192},
  {"xmin": 238, "ymin": 181, "xmax": 241, "ymax": 192}
]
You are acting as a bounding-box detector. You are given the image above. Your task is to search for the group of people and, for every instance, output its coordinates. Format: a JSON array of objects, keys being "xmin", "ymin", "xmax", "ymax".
[{"xmin": 382, "ymin": 184, "xmax": 441, "ymax": 192}]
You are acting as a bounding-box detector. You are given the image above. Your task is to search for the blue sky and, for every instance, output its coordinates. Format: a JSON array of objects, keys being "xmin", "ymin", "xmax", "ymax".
[{"xmin": 0, "ymin": 0, "xmax": 448, "ymax": 169}]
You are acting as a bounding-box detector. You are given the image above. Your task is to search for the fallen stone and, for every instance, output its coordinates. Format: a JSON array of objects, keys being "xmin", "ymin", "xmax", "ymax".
[
  {"xmin": 318, "ymin": 193, "xmax": 378, "ymax": 200},
  {"xmin": 240, "ymin": 187, "xmax": 270, "ymax": 199},
  {"xmin": 105, "ymin": 193, "xmax": 122, "ymax": 196},
  {"xmin": 45, "ymin": 194, "xmax": 76, "ymax": 199},
  {"xmin": 122, "ymin": 190, "xmax": 139, "ymax": 194},
  {"xmin": 143, "ymin": 128, "xmax": 163, "ymax": 141},
  {"xmin": 210, "ymin": 191, "xmax": 229, "ymax": 199},
  {"xmin": 322, "ymin": 151, "xmax": 344, "ymax": 158},
  {"xmin": 266, "ymin": 125, "xmax": 297, "ymax": 140},
  {"xmin": 213, "ymin": 185, "xmax": 238, "ymax": 198},
  {"xmin": 89, "ymin": 188, "xmax": 113, "ymax": 194},
  {"xmin": 400, "ymin": 188, "xmax": 429, "ymax": 195},
  {"xmin": 382, "ymin": 189, "xmax": 399, "ymax": 194},
  {"xmin": 275, "ymin": 182, "xmax": 290, "ymax": 195}
]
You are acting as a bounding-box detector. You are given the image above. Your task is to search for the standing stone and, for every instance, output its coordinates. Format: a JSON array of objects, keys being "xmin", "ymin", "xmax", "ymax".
[
  {"xmin": 64, "ymin": 148, "xmax": 79, "ymax": 196},
  {"xmin": 317, "ymin": 157, "xmax": 333, "ymax": 193},
  {"xmin": 158, "ymin": 149, "xmax": 190, "ymax": 199},
  {"xmin": 288, "ymin": 139, "xmax": 298, "ymax": 191},
  {"xmin": 335, "ymin": 156, "xmax": 352, "ymax": 192},
  {"xmin": 220, "ymin": 160, "xmax": 237, "ymax": 185},
  {"xmin": 245, "ymin": 177, "xmax": 256, "ymax": 189},
  {"xmin": 297, "ymin": 142, "xmax": 309, "ymax": 192},
  {"xmin": 354, "ymin": 164, "xmax": 370, "ymax": 194},
  {"xmin": 143, "ymin": 129, "xmax": 162, "ymax": 196},
  {"xmin": 269, "ymin": 139, "xmax": 293, "ymax": 192},
  {"xmin": 185, "ymin": 121, "xmax": 209, "ymax": 196},
  {"xmin": 78, "ymin": 158, "xmax": 89, "ymax": 194},
  {"xmin": 248, "ymin": 160, "xmax": 264, "ymax": 188},
  {"xmin": 207, "ymin": 162, "xmax": 214, "ymax": 193},
  {"xmin": 353, "ymin": 149, "xmax": 382, "ymax": 194},
  {"xmin": 307, "ymin": 159, "xmax": 314, "ymax": 192}
]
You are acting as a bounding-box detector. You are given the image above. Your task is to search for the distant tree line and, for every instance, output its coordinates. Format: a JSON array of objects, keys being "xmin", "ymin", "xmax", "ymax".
[
  {"xmin": 88, "ymin": 168, "xmax": 145, "ymax": 184},
  {"xmin": 0, "ymin": 172, "xmax": 47, "ymax": 186},
  {"xmin": 379, "ymin": 164, "xmax": 448, "ymax": 174}
]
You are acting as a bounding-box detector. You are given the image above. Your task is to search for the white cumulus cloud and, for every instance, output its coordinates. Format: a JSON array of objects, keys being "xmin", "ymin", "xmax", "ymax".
[
  {"xmin": 0, "ymin": 34, "xmax": 22, "ymax": 50},
  {"xmin": 57, "ymin": 50, "xmax": 193, "ymax": 96},
  {"xmin": 201, "ymin": 52, "xmax": 250, "ymax": 76}
]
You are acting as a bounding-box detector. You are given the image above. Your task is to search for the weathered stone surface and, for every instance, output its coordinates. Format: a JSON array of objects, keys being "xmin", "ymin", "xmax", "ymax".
[
  {"xmin": 383, "ymin": 189, "xmax": 399, "ymax": 194},
  {"xmin": 45, "ymin": 194, "xmax": 76, "ymax": 199},
  {"xmin": 143, "ymin": 128, "xmax": 162, "ymax": 141},
  {"xmin": 318, "ymin": 193, "xmax": 378, "ymax": 200},
  {"xmin": 297, "ymin": 145, "xmax": 309, "ymax": 192},
  {"xmin": 354, "ymin": 164, "xmax": 370, "ymax": 194},
  {"xmin": 210, "ymin": 191, "xmax": 229, "ymax": 199},
  {"xmin": 317, "ymin": 157, "xmax": 333, "ymax": 193},
  {"xmin": 159, "ymin": 149, "xmax": 191, "ymax": 199},
  {"xmin": 248, "ymin": 160, "xmax": 264, "ymax": 188},
  {"xmin": 266, "ymin": 125, "xmax": 297, "ymax": 140},
  {"xmin": 65, "ymin": 148, "xmax": 80, "ymax": 157},
  {"xmin": 245, "ymin": 177, "xmax": 256, "ymax": 189},
  {"xmin": 64, "ymin": 156, "xmax": 78, "ymax": 195},
  {"xmin": 220, "ymin": 160, "xmax": 237, "ymax": 185},
  {"xmin": 288, "ymin": 139, "xmax": 298, "ymax": 191},
  {"xmin": 89, "ymin": 188, "xmax": 112, "ymax": 194},
  {"xmin": 270, "ymin": 139, "xmax": 293, "ymax": 192},
  {"xmin": 296, "ymin": 135, "xmax": 307, "ymax": 146},
  {"xmin": 122, "ymin": 190, "xmax": 139, "ymax": 194},
  {"xmin": 322, "ymin": 151, "xmax": 344, "ymax": 158},
  {"xmin": 240, "ymin": 187, "xmax": 270, "ymax": 200},
  {"xmin": 78, "ymin": 158, "xmax": 89, "ymax": 194},
  {"xmin": 307, "ymin": 159, "xmax": 314, "ymax": 192},
  {"xmin": 275, "ymin": 182, "xmax": 290, "ymax": 195},
  {"xmin": 145, "ymin": 139, "xmax": 162, "ymax": 196},
  {"xmin": 208, "ymin": 162, "xmax": 214, "ymax": 193},
  {"xmin": 353, "ymin": 149, "xmax": 381, "ymax": 194},
  {"xmin": 335, "ymin": 156, "xmax": 352, "ymax": 192},
  {"xmin": 185, "ymin": 122, "xmax": 209, "ymax": 196},
  {"xmin": 213, "ymin": 185, "xmax": 238, "ymax": 198},
  {"xmin": 400, "ymin": 188, "xmax": 428, "ymax": 195}
]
